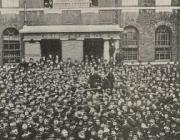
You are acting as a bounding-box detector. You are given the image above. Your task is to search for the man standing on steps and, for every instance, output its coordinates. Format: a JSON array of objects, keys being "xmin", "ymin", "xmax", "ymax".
[
  {"xmin": 109, "ymin": 39, "xmax": 116, "ymax": 59},
  {"xmin": 115, "ymin": 48, "xmax": 123, "ymax": 66},
  {"xmin": 88, "ymin": 67, "xmax": 102, "ymax": 89}
]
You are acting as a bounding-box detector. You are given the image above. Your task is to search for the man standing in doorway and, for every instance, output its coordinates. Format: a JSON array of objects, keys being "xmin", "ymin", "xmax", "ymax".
[
  {"xmin": 115, "ymin": 48, "xmax": 123, "ymax": 66},
  {"xmin": 109, "ymin": 39, "xmax": 116, "ymax": 59}
]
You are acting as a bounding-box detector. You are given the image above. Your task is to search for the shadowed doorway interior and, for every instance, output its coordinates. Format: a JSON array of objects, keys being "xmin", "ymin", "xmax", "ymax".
[
  {"xmin": 83, "ymin": 38, "xmax": 104, "ymax": 60},
  {"xmin": 40, "ymin": 39, "xmax": 62, "ymax": 59}
]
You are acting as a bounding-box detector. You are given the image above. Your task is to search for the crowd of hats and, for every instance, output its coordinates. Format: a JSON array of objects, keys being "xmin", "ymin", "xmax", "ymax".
[{"xmin": 0, "ymin": 56, "xmax": 180, "ymax": 140}]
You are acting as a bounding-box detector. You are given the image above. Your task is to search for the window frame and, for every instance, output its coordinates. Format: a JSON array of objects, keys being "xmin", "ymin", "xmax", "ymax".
[
  {"xmin": 123, "ymin": 48, "xmax": 138, "ymax": 61},
  {"xmin": 123, "ymin": 27, "xmax": 139, "ymax": 46},
  {"xmin": 155, "ymin": 47, "xmax": 171, "ymax": 60},
  {"xmin": 143, "ymin": 0, "xmax": 155, "ymax": 6},
  {"xmin": 155, "ymin": 25, "xmax": 171, "ymax": 46},
  {"xmin": 2, "ymin": 28, "xmax": 21, "ymax": 64},
  {"xmin": 90, "ymin": 0, "xmax": 98, "ymax": 7},
  {"xmin": 44, "ymin": 0, "xmax": 53, "ymax": 8}
]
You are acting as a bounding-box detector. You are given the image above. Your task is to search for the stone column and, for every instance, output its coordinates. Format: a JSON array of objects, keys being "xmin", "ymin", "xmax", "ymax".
[
  {"xmin": 103, "ymin": 39, "xmax": 110, "ymax": 61},
  {"xmin": 114, "ymin": 39, "xmax": 120, "ymax": 59},
  {"xmin": 24, "ymin": 41, "xmax": 41, "ymax": 62}
]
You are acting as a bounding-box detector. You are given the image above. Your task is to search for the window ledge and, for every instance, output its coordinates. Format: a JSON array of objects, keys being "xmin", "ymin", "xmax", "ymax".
[
  {"xmin": 155, "ymin": 59, "xmax": 171, "ymax": 62},
  {"xmin": 155, "ymin": 45, "xmax": 171, "ymax": 48},
  {"xmin": 122, "ymin": 45, "xmax": 138, "ymax": 48}
]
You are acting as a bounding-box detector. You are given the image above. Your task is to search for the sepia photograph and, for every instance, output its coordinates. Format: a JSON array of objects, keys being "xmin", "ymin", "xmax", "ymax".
[{"xmin": 0, "ymin": 0, "xmax": 180, "ymax": 140}]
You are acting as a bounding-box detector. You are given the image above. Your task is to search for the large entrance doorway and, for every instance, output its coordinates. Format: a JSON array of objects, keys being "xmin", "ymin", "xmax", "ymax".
[
  {"xmin": 40, "ymin": 39, "xmax": 62, "ymax": 59},
  {"xmin": 83, "ymin": 38, "xmax": 104, "ymax": 60}
]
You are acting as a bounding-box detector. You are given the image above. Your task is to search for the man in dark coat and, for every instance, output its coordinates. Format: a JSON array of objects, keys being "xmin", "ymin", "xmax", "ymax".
[
  {"xmin": 115, "ymin": 49, "xmax": 123, "ymax": 66},
  {"xmin": 18, "ymin": 58, "xmax": 28, "ymax": 71},
  {"xmin": 102, "ymin": 73, "xmax": 111, "ymax": 90},
  {"xmin": 88, "ymin": 67, "xmax": 102, "ymax": 88},
  {"xmin": 107, "ymin": 68, "xmax": 115, "ymax": 90},
  {"xmin": 109, "ymin": 39, "xmax": 115, "ymax": 59}
]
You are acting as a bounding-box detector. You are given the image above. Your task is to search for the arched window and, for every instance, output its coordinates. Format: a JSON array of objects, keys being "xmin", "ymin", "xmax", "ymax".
[
  {"xmin": 123, "ymin": 26, "xmax": 139, "ymax": 46},
  {"xmin": 3, "ymin": 28, "xmax": 21, "ymax": 64},
  {"xmin": 155, "ymin": 25, "xmax": 171, "ymax": 60},
  {"xmin": 122, "ymin": 26, "xmax": 139, "ymax": 61},
  {"xmin": 90, "ymin": 0, "xmax": 98, "ymax": 7},
  {"xmin": 155, "ymin": 25, "xmax": 171, "ymax": 46}
]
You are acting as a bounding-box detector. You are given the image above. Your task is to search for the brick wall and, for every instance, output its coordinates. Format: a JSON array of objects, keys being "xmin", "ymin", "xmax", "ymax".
[
  {"xmin": 119, "ymin": 8, "xmax": 178, "ymax": 62},
  {"xmin": 99, "ymin": 10, "xmax": 116, "ymax": 24},
  {"xmin": 26, "ymin": 0, "xmax": 44, "ymax": 8},
  {"xmin": 98, "ymin": 0, "xmax": 116, "ymax": 7},
  {"xmin": 0, "ymin": 0, "xmax": 178, "ymax": 9},
  {"xmin": 62, "ymin": 10, "xmax": 81, "ymax": 25}
]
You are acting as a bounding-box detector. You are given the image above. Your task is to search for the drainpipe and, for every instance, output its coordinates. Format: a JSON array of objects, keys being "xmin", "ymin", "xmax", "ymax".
[
  {"xmin": 24, "ymin": 0, "xmax": 27, "ymax": 25},
  {"xmin": 177, "ymin": 4, "xmax": 180, "ymax": 72}
]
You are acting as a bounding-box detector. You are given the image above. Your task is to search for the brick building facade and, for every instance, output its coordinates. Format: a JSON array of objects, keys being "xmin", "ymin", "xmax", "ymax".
[{"xmin": 0, "ymin": 0, "xmax": 179, "ymax": 65}]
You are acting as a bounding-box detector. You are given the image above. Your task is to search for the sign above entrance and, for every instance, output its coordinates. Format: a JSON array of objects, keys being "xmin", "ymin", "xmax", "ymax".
[
  {"xmin": 20, "ymin": 25, "xmax": 123, "ymax": 33},
  {"xmin": 23, "ymin": 32, "xmax": 121, "ymax": 41},
  {"xmin": 20, "ymin": 25, "xmax": 122, "ymax": 41}
]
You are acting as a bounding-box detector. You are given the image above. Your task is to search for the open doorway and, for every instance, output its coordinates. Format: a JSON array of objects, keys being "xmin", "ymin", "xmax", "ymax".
[
  {"xmin": 40, "ymin": 39, "xmax": 62, "ymax": 59},
  {"xmin": 83, "ymin": 38, "xmax": 104, "ymax": 61}
]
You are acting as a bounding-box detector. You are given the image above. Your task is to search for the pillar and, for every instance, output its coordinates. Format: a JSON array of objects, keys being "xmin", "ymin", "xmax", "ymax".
[
  {"xmin": 114, "ymin": 39, "xmax": 120, "ymax": 59},
  {"xmin": 24, "ymin": 41, "xmax": 41, "ymax": 62},
  {"xmin": 103, "ymin": 40, "xmax": 110, "ymax": 61}
]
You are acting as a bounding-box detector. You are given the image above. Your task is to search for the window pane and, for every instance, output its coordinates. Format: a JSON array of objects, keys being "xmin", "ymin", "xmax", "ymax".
[
  {"xmin": 123, "ymin": 27, "xmax": 138, "ymax": 46},
  {"xmin": 2, "ymin": 0, "xmax": 19, "ymax": 8},
  {"xmin": 123, "ymin": 48, "xmax": 138, "ymax": 60},
  {"xmin": 155, "ymin": 48, "xmax": 171, "ymax": 60},
  {"xmin": 3, "ymin": 28, "xmax": 20, "ymax": 64},
  {"xmin": 155, "ymin": 26, "xmax": 171, "ymax": 46}
]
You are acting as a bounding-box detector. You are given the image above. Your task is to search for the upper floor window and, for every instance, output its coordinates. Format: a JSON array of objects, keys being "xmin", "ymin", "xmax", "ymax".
[
  {"xmin": 122, "ymin": 0, "xmax": 138, "ymax": 6},
  {"xmin": 2, "ymin": 0, "xmax": 19, "ymax": 8},
  {"xmin": 155, "ymin": 25, "xmax": 171, "ymax": 46},
  {"xmin": 44, "ymin": 0, "xmax": 53, "ymax": 8},
  {"xmin": 156, "ymin": 0, "xmax": 171, "ymax": 6},
  {"xmin": 143, "ymin": 0, "xmax": 155, "ymax": 6},
  {"xmin": 90, "ymin": 0, "xmax": 98, "ymax": 7},
  {"xmin": 3, "ymin": 28, "xmax": 21, "ymax": 64},
  {"xmin": 123, "ymin": 26, "xmax": 139, "ymax": 46}
]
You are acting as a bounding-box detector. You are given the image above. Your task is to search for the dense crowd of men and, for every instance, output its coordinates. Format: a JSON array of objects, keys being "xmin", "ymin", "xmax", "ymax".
[{"xmin": 0, "ymin": 54, "xmax": 180, "ymax": 140}]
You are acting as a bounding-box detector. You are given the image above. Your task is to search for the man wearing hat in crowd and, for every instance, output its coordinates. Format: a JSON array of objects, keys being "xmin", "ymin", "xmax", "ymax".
[{"xmin": 88, "ymin": 67, "xmax": 102, "ymax": 89}]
